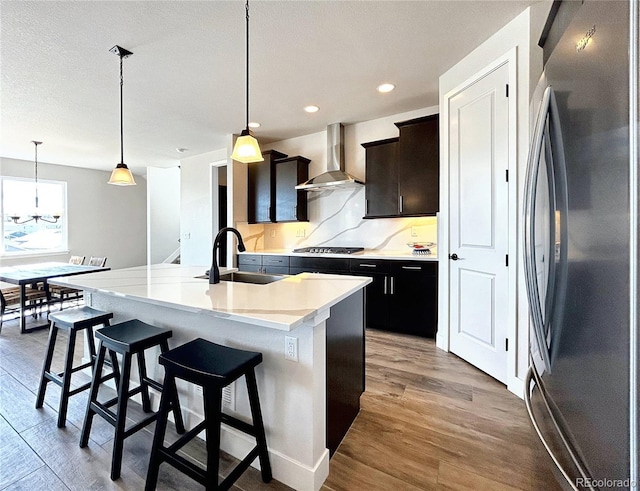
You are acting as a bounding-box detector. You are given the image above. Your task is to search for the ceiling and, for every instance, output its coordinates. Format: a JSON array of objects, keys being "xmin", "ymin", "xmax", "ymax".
[{"xmin": 1, "ymin": 0, "xmax": 537, "ymax": 175}]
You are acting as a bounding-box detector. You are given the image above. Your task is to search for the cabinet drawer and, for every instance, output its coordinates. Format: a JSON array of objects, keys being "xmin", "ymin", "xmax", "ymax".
[
  {"xmin": 263, "ymin": 265, "xmax": 289, "ymax": 275},
  {"xmin": 290, "ymin": 256, "xmax": 350, "ymax": 273},
  {"xmin": 349, "ymin": 259, "xmax": 390, "ymax": 274},
  {"xmin": 238, "ymin": 254, "xmax": 262, "ymax": 265},
  {"xmin": 238, "ymin": 264, "xmax": 261, "ymax": 273},
  {"xmin": 390, "ymin": 261, "xmax": 437, "ymax": 276},
  {"xmin": 262, "ymin": 255, "xmax": 290, "ymax": 267}
]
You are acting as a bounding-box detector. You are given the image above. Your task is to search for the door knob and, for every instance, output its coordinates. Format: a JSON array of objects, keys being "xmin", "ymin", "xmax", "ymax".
[{"xmin": 449, "ymin": 253, "xmax": 459, "ymax": 261}]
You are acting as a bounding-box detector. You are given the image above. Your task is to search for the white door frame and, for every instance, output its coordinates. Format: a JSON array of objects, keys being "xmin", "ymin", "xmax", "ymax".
[{"xmin": 437, "ymin": 48, "xmax": 521, "ymax": 395}]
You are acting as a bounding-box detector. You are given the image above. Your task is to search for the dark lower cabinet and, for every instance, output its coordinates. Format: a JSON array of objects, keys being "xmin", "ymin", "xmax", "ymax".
[
  {"xmin": 388, "ymin": 261, "xmax": 437, "ymax": 337},
  {"xmin": 238, "ymin": 254, "xmax": 289, "ymax": 274},
  {"xmin": 350, "ymin": 258, "xmax": 437, "ymax": 337}
]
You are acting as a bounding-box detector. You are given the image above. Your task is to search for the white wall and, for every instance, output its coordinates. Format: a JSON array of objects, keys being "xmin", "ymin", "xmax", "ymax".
[
  {"xmin": 179, "ymin": 148, "xmax": 227, "ymax": 266},
  {"xmin": 0, "ymin": 157, "xmax": 147, "ymax": 269},
  {"xmin": 438, "ymin": 6, "xmax": 551, "ymax": 394},
  {"xmin": 147, "ymin": 166, "xmax": 180, "ymax": 264}
]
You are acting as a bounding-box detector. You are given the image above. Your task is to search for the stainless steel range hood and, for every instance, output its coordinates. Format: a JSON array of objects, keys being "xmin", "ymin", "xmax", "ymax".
[{"xmin": 295, "ymin": 123, "xmax": 364, "ymax": 191}]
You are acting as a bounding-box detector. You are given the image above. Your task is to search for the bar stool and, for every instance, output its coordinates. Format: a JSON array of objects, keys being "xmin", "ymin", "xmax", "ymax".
[
  {"xmin": 35, "ymin": 306, "xmax": 113, "ymax": 428},
  {"xmin": 79, "ymin": 319, "xmax": 185, "ymax": 481},
  {"xmin": 145, "ymin": 338, "xmax": 271, "ymax": 491}
]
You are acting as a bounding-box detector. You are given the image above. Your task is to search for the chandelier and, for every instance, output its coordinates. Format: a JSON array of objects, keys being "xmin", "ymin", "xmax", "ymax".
[{"xmin": 9, "ymin": 141, "xmax": 61, "ymax": 225}]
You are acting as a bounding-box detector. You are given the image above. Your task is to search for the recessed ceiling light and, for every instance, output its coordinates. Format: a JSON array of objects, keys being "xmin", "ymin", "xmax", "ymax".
[
  {"xmin": 248, "ymin": 121, "xmax": 261, "ymax": 128},
  {"xmin": 304, "ymin": 105, "xmax": 320, "ymax": 113},
  {"xmin": 377, "ymin": 83, "xmax": 396, "ymax": 93},
  {"xmin": 176, "ymin": 147, "xmax": 188, "ymax": 153}
]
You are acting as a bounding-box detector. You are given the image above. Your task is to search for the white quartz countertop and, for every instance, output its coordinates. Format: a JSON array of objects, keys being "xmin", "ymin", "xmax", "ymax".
[
  {"xmin": 48, "ymin": 264, "xmax": 370, "ymax": 331},
  {"xmin": 240, "ymin": 248, "xmax": 438, "ymax": 261}
]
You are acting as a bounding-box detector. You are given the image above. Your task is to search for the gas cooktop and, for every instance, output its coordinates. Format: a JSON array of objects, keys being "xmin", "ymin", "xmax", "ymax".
[{"xmin": 292, "ymin": 247, "xmax": 364, "ymax": 255}]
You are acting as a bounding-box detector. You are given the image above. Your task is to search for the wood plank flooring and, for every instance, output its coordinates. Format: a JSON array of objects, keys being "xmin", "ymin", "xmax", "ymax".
[{"xmin": 0, "ymin": 316, "xmax": 561, "ymax": 490}]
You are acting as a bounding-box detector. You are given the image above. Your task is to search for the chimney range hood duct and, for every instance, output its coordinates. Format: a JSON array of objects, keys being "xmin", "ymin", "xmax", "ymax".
[{"xmin": 295, "ymin": 123, "xmax": 364, "ymax": 191}]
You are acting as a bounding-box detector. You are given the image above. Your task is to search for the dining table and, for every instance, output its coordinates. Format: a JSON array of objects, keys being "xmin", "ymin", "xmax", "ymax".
[{"xmin": 0, "ymin": 261, "xmax": 110, "ymax": 333}]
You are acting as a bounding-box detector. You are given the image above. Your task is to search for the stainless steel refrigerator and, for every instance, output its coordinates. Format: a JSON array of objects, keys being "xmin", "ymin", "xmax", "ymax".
[{"xmin": 523, "ymin": 1, "xmax": 638, "ymax": 490}]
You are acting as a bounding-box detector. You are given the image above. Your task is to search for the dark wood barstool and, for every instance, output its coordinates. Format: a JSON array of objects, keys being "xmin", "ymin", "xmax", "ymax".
[
  {"xmin": 145, "ymin": 338, "xmax": 271, "ymax": 491},
  {"xmin": 79, "ymin": 319, "xmax": 185, "ymax": 481},
  {"xmin": 35, "ymin": 306, "xmax": 113, "ymax": 428}
]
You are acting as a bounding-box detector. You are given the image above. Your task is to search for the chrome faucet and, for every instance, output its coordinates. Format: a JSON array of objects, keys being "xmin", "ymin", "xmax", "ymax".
[{"xmin": 209, "ymin": 227, "xmax": 246, "ymax": 284}]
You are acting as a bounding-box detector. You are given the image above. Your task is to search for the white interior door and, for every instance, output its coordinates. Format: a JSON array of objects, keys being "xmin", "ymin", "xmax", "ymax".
[{"xmin": 449, "ymin": 63, "xmax": 510, "ymax": 384}]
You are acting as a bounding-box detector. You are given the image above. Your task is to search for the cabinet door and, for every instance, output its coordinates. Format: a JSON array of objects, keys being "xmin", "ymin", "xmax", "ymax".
[
  {"xmin": 349, "ymin": 259, "xmax": 390, "ymax": 330},
  {"xmin": 247, "ymin": 150, "xmax": 287, "ymax": 224},
  {"xmin": 396, "ymin": 115, "xmax": 439, "ymax": 216},
  {"xmin": 274, "ymin": 156, "xmax": 310, "ymax": 222},
  {"xmin": 362, "ymin": 138, "xmax": 399, "ymax": 218},
  {"xmin": 389, "ymin": 261, "xmax": 438, "ymax": 337}
]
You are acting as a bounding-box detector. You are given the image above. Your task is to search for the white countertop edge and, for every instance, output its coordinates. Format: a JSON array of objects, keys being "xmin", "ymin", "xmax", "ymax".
[{"xmin": 50, "ymin": 266, "xmax": 371, "ymax": 332}]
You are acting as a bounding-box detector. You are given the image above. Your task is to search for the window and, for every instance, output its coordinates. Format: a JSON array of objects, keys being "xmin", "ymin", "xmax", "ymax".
[{"xmin": 1, "ymin": 177, "xmax": 67, "ymax": 255}]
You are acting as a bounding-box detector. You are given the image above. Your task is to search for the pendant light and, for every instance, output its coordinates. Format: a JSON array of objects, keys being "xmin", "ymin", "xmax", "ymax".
[
  {"xmin": 9, "ymin": 141, "xmax": 61, "ymax": 224},
  {"xmin": 108, "ymin": 45, "xmax": 137, "ymax": 186},
  {"xmin": 230, "ymin": 0, "xmax": 264, "ymax": 164}
]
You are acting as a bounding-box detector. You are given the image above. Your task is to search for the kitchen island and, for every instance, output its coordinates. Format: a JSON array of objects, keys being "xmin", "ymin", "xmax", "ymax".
[{"xmin": 49, "ymin": 264, "xmax": 370, "ymax": 491}]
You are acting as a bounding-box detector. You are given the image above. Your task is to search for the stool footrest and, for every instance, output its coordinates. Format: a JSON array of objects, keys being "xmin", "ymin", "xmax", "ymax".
[
  {"xmin": 166, "ymin": 420, "xmax": 207, "ymax": 454},
  {"xmin": 219, "ymin": 446, "xmax": 260, "ymax": 491},
  {"xmin": 143, "ymin": 377, "xmax": 163, "ymax": 392},
  {"xmin": 91, "ymin": 402, "xmax": 117, "ymax": 426},
  {"xmin": 157, "ymin": 449, "xmax": 209, "ymax": 487},
  {"xmin": 221, "ymin": 413, "xmax": 257, "ymax": 438},
  {"xmin": 123, "ymin": 413, "xmax": 157, "ymax": 438},
  {"xmin": 68, "ymin": 381, "xmax": 92, "ymax": 397},
  {"xmin": 43, "ymin": 371, "xmax": 64, "ymax": 387}
]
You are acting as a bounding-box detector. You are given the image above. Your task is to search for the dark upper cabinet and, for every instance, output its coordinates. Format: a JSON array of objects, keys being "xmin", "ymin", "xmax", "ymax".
[
  {"xmin": 274, "ymin": 156, "xmax": 310, "ymax": 222},
  {"xmin": 362, "ymin": 114, "xmax": 439, "ymax": 218},
  {"xmin": 247, "ymin": 150, "xmax": 287, "ymax": 224},
  {"xmin": 395, "ymin": 115, "xmax": 439, "ymax": 216},
  {"xmin": 362, "ymin": 138, "xmax": 399, "ymax": 218}
]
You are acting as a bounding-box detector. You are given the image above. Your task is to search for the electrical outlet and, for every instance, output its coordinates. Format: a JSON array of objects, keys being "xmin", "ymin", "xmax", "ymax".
[
  {"xmin": 295, "ymin": 229, "xmax": 306, "ymax": 238},
  {"xmin": 285, "ymin": 336, "xmax": 298, "ymax": 362},
  {"xmin": 411, "ymin": 226, "xmax": 418, "ymax": 237},
  {"xmin": 183, "ymin": 232, "xmax": 191, "ymax": 239},
  {"xmin": 270, "ymin": 229, "xmax": 276, "ymax": 238}
]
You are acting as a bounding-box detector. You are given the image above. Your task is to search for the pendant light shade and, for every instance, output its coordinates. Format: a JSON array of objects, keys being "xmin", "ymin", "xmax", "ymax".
[
  {"xmin": 108, "ymin": 45, "xmax": 136, "ymax": 186},
  {"xmin": 231, "ymin": 129, "xmax": 264, "ymax": 164},
  {"xmin": 108, "ymin": 163, "xmax": 136, "ymax": 185},
  {"xmin": 230, "ymin": 0, "xmax": 263, "ymax": 164}
]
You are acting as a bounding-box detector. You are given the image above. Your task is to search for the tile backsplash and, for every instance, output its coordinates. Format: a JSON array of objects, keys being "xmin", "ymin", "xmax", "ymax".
[{"xmin": 237, "ymin": 186, "xmax": 437, "ymax": 252}]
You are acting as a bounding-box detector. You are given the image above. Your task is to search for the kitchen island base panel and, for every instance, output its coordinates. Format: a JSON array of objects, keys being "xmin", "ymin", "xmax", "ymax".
[{"xmin": 86, "ymin": 292, "xmax": 338, "ymax": 491}]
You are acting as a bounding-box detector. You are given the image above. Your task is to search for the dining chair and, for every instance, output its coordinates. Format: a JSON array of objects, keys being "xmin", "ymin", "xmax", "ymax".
[
  {"xmin": 49, "ymin": 256, "xmax": 87, "ymax": 309},
  {"xmin": 87, "ymin": 256, "xmax": 107, "ymax": 267},
  {"xmin": 0, "ymin": 281, "xmax": 48, "ymax": 334}
]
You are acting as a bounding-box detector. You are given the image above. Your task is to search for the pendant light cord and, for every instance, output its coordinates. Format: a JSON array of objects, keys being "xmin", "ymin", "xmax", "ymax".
[
  {"xmin": 119, "ymin": 53, "xmax": 124, "ymax": 165},
  {"xmin": 245, "ymin": 0, "xmax": 250, "ymax": 130},
  {"xmin": 34, "ymin": 142, "xmax": 39, "ymax": 209}
]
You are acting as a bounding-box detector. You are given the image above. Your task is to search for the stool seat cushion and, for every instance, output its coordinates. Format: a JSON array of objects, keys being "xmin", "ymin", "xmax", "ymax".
[
  {"xmin": 49, "ymin": 306, "xmax": 113, "ymax": 329},
  {"xmin": 160, "ymin": 338, "xmax": 262, "ymax": 385},
  {"xmin": 96, "ymin": 319, "xmax": 172, "ymax": 353}
]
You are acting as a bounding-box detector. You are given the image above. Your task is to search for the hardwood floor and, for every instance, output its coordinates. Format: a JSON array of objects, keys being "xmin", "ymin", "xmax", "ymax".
[{"xmin": 0, "ymin": 316, "xmax": 561, "ymax": 490}]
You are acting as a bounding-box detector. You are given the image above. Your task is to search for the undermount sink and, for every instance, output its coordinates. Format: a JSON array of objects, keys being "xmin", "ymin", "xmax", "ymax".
[{"xmin": 196, "ymin": 271, "xmax": 285, "ymax": 285}]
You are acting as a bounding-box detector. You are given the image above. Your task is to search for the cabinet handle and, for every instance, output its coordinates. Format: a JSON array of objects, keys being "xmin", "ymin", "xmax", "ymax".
[
  {"xmin": 390, "ymin": 276, "xmax": 395, "ymax": 295},
  {"xmin": 399, "ymin": 195, "xmax": 404, "ymax": 213},
  {"xmin": 366, "ymin": 199, "xmax": 369, "ymax": 214},
  {"xmin": 293, "ymin": 205, "xmax": 297, "ymax": 217},
  {"xmin": 383, "ymin": 276, "xmax": 388, "ymax": 295},
  {"xmin": 401, "ymin": 266, "xmax": 422, "ymax": 271},
  {"xmin": 359, "ymin": 264, "xmax": 377, "ymax": 268}
]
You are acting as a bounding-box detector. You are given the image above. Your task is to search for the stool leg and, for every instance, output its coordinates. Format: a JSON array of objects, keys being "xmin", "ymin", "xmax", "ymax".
[
  {"xmin": 85, "ymin": 324, "xmax": 98, "ymax": 366},
  {"xmin": 110, "ymin": 352, "xmax": 131, "ymax": 481},
  {"xmin": 145, "ymin": 372, "xmax": 173, "ymax": 491},
  {"xmin": 35, "ymin": 323, "xmax": 59, "ymax": 409},
  {"xmin": 57, "ymin": 327, "xmax": 78, "ymax": 428},
  {"xmin": 80, "ymin": 342, "xmax": 106, "ymax": 448},
  {"xmin": 160, "ymin": 340, "xmax": 185, "ymax": 434},
  {"xmin": 203, "ymin": 386, "xmax": 222, "ymax": 491},
  {"xmin": 136, "ymin": 351, "xmax": 152, "ymax": 413},
  {"xmin": 109, "ymin": 349, "xmax": 121, "ymax": 392},
  {"xmin": 246, "ymin": 370, "xmax": 272, "ymax": 483}
]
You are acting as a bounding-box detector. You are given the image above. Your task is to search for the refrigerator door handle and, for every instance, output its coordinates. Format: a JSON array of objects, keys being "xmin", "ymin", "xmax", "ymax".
[{"xmin": 524, "ymin": 86, "xmax": 553, "ymax": 372}]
